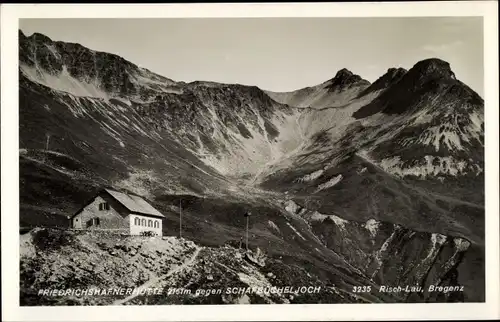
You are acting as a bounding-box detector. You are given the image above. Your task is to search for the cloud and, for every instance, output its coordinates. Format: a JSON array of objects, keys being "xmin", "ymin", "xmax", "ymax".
[{"xmin": 422, "ymin": 40, "xmax": 464, "ymax": 53}]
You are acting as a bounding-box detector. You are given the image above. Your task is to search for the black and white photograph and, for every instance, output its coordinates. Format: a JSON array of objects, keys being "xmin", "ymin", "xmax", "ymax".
[{"xmin": 1, "ymin": 2, "xmax": 499, "ymax": 321}]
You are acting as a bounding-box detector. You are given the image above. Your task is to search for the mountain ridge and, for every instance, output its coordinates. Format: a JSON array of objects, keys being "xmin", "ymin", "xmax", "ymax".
[{"xmin": 18, "ymin": 30, "xmax": 485, "ymax": 303}]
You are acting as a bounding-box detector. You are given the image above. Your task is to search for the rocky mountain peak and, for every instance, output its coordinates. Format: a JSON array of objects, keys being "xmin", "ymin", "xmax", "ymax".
[
  {"xmin": 386, "ymin": 67, "xmax": 408, "ymax": 78},
  {"xmin": 376, "ymin": 67, "xmax": 407, "ymax": 87},
  {"xmin": 409, "ymin": 58, "xmax": 457, "ymax": 81},
  {"xmin": 353, "ymin": 57, "xmax": 481, "ymax": 119},
  {"xmin": 334, "ymin": 68, "xmax": 355, "ymax": 78},
  {"xmin": 18, "ymin": 30, "xmax": 178, "ymax": 99},
  {"xmin": 19, "ymin": 29, "xmax": 27, "ymax": 40},
  {"xmin": 28, "ymin": 32, "xmax": 54, "ymax": 44},
  {"xmin": 358, "ymin": 67, "xmax": 407, "ymax": 97},
  {"xmin": 327, "ymin": 68, "xmax": 370, "ymax": 91}
]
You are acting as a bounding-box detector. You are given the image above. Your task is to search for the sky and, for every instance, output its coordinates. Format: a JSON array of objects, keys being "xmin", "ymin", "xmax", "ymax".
[{"xmin": 20, "ymin": 17, "xmax": 484, "ymax": 96}]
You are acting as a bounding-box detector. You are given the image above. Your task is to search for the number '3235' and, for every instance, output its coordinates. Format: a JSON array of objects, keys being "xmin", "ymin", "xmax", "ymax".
[{"xmin": 352, "ymin": 286, "xmax": 372, "ymax": 293}]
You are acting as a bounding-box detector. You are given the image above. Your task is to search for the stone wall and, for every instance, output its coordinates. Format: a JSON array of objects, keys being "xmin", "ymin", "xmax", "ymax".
[{"xmin": 72, "ymin": 195, "xmax": 127, "ymax": 230}]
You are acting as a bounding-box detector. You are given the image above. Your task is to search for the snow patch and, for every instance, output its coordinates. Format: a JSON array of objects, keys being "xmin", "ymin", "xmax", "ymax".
[
  {"xmin": 310, "ymin": 211, "xmax": 328, "ymax": 221},
  {"xmin": 329, "ymin": 214, "xmax": 349, "ymax": 230},
  {"xmin": 424, "ymin": 233, "xmax": 447, "ymax": 262},
  {"xmin": 315, "ymin": 174, "xmax": 343, "ymax": 192},
  {"xmin": 431, "ymin": 233, "xmax": 447, "ymax": 245},
  {"xmin": 357, "ymin": 167, "xmax": 367, "ymax": 174},
  {"xmin": 363, "ymin": 219, "xmax": 380, "ymax": 238},
  {"xmin": 286, "ymin": 223, "xmax": 306, "ymax": 241},
  {"xmin": 296, "ymin": 169, "xmax": 324, "ymax": 183},
  {"xmin": 267, "ymin": 220, "xmax": 280, "ymax": 233},
  {"xmin": 284, "ymin": 200, "xmax": 300, "ymax": 214},
  {"xmin": 412, "ymin": 111, "xmax": 434, "ymax": 125},
  {"xmin": 310, "ymin": 211, "xmax": 349, "ymax": 230},
  {"xmin": 466, "ymin": 110, "xmax": 484, "ymax": 143},
  {"xmin": 45, "ymin": 44, "xmax": 61, "ymax": 59},
  {"xmin": 420, "ymin": 126, "xmax": 464, "ymax": 151},
  {"xmin": 44, "ymin": 150, "xmax": 73, "ymax": 158},
  {"xmin": 406, "ymin": 109, "xmax": 484, "ymax": 152},
  {"xmin": 468, "ymin": 111, "xmax": 483, "ymax": 132},
  {"xmin": 371, "ymin": 228, "xmax": 398, "ymax": 278},
  {"xmin": 113, "ymin": 97, "xmax": 132, "ymax": 107},
  {"xmin": 453, "ymin": 238, "xmax": 470, "ymax": 252},
  {"xmin": 379, "ymin": 155, "xmax": 475, "ymax": 178}
]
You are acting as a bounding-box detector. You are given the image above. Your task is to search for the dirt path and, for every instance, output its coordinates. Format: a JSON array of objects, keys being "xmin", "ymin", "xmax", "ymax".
[{"xmin": 112, "ymin": 246, "xmax": 202, "ymax": 305}]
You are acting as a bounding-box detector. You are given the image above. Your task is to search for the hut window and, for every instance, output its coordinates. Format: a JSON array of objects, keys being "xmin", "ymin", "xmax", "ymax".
[
  {"xmin": 98, "ymin": 202, "xmax": 110, "ymax": 211},
  {"xmin": 154, "ymin": 221, "xmax": 159, "ymax": 228},
  {"xmin": 148, "ymin": 220, "xmax": 153, "ymax": 227},
  {"xmin": 134, "ymin": 217, "xmax": 140, "ymax": 225},
  {"xmin": 141, "ymin": 218, "xmax": 147, "ymax": 226},
  {"xmin": 86, "ymin": 217, "xmax": 100, "ymax": 227}
]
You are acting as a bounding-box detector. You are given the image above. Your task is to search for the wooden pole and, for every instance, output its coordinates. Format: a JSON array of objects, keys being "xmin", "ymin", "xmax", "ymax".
[
  {"xmin": 246, "ymin": 215, "xmax": 249, "ymax": 251},
  {"xmin": 179, "ymin": 200, "xmax": 182, "ymax": 239},
  {"xmin": 46, "ymin": 134, "xmax": 51, "ymax": 150}
]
